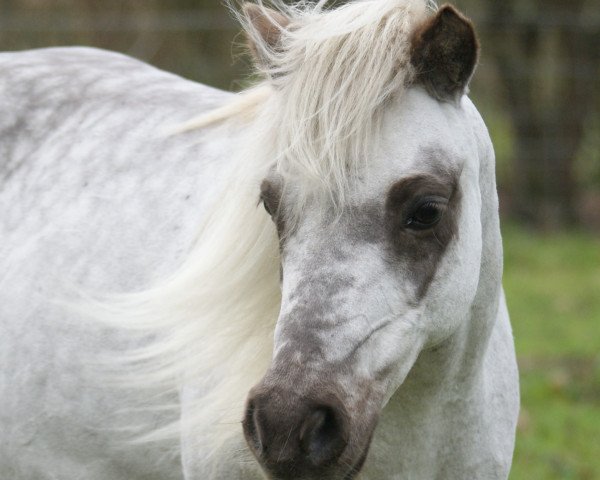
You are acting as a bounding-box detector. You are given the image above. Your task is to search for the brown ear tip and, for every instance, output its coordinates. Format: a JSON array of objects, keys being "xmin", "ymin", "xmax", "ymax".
[
  {"xmin": 243, "ymin": 3, "xmax": 260, "ymax": 19},
  {"xmin": 438, "ymin": 3, "xmax": 466, "ymax": 20},
  {"xmin": 437, "ymin": 4, "xmax": 474, "ymax": 25},
  {"xmin": 243, "ymin": 3, "xmax": 291, "ymax": 29},
  {"xmin": 438, "ymin": 4, "xmax": 459, "ymax": 14},
  {"xmin": 436, "ymin": 4, "xmax": 477, "ymax": 44}
]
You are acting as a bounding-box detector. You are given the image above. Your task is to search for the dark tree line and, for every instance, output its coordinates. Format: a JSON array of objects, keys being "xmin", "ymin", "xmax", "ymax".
[
  {"xmin": 477, "ymin": 0, "xmax": 600, "ymax": 229},
  {"xmin": 1, "ymin": 0, "xmax": 599, "ymax": 229}
]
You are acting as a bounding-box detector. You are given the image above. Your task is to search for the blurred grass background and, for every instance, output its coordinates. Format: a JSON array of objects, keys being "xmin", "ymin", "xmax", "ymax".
[
  {"xmin": 1, "ymin": 0, "xmax": 598, "ymax": 478},
  {"xmin": 503, "ymin": 226, "xmax": 600, "ymax": 479}
]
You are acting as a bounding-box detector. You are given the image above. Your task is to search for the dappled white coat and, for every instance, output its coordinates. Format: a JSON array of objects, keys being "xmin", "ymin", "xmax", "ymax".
[
  {"xmin": 0, "ymin": 45, "xmax": 519, "ymax": 480},
  {"xmin": 0, "ymin": 47, "xmax": 235, "ymax": 479},
  {"xmin": 1, "ymin": 0, "xmax": 523, "ymax": 472}
]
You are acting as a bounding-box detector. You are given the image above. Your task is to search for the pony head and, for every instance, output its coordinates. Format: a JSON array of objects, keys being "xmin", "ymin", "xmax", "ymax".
[{"xmin": 238, "ymin": 1, "xmax": 487, "ymax": 478}]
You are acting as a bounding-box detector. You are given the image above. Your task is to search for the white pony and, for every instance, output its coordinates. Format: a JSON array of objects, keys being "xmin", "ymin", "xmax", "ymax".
[{"xmin": 0, "ymin": 1, "xmax": 519, "ymax": 479}]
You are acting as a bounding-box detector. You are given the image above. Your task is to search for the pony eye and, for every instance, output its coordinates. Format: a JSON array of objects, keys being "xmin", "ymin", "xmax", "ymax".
[
  {"xmin": 259, "ymin": 180, "xmax": 280, "ymax": 218},
  {"xmin": 405, "ymin": 198, "xmax": 447, "ymax": 230},
  {"xmin": 261, "ymin": 198, "xmax": 273, "ymax": 216}
]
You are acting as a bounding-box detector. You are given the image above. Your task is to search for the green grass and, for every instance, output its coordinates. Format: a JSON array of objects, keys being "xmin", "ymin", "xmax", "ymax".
[{"xmin": 503, "ymin": 224, "xmax": 600, "ymax": 480}]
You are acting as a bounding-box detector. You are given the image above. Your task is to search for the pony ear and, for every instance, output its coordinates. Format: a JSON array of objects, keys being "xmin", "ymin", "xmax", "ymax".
[
  {"xmin": 411, "ymin": 4, "xmax": 479, "ymax": 102},
  {"xmin": 243, "ymin": 3, "xmax": 290, "ymax": 64}
]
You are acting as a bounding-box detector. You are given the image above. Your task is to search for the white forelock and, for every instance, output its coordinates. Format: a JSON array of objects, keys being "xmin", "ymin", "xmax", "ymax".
[{"xmin": 240, "ymin": 0, "xmax": 431, "ymax": 213}]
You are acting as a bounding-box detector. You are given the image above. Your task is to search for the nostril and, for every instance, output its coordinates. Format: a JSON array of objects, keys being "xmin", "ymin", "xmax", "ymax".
[
  {"xmin": 243, "ymin": 399, "xmax": 264, "ymax": 455},
  {"xmin": 299, "ymin": 406, "xmax": 347, "ymax": 467}
]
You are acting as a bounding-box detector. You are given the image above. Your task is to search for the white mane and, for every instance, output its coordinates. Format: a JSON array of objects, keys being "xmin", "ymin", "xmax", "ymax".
[{"xmin": 90, "ymin": 0, "xmax": 434, "ymax": 472}]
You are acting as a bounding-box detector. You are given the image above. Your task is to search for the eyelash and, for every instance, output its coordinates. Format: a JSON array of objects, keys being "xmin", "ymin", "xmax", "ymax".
[{"xmin": 404, "ymin": 197, "xmax": 448, "ymax": 230}]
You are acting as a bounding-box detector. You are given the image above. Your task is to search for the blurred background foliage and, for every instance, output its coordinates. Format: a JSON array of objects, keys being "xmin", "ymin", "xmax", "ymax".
[{"xmin": 1, "ymin": 0, "xmax": 598, "ymax": 478}]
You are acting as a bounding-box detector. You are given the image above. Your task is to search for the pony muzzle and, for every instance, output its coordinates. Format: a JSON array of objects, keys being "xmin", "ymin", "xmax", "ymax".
[{"xmin": 243, "ymin": 382, "xmax": 372, "ymax": 479}]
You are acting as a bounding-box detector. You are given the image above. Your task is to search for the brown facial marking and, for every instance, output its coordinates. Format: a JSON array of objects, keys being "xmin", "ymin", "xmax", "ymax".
[
  {"xmin": 384, "ymin": 166, "xmax": 461, "ymax": 299},
  {"xmin": 260, "ymin": 179, "xmax": 286, "ymax": 238},
  {"xmin": 410, "ymin": 4, "xmax": 479, "ymax": 101},
  {"xmin": 243, "ymin": 4, "xmax": 291, "ymax": 65}
]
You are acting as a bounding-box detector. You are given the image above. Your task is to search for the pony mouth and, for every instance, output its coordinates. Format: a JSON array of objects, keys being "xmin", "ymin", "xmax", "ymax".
[
  {"xmin": 258, "ymin": 441, "xmax": 371, "ymax": 480},
  {"xmin": 342, "ymin": 465, "xmax": 363, "ymax": 480},
  {"xmin": 342, "ymin": 446, "xmax": 371, "ymax": 480}
]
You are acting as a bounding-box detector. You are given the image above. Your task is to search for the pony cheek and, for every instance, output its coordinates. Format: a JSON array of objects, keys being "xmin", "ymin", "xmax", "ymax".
[
  {"xmin": 420, "ymin": 258, "xmax": 482, "ymax": 346},
  {"xmin": 354, "ymin": 314, "xmax": 428, "ymax": 406},
  {"xmin": 420, "ymin": 212, "xmax": 483, "ymax": 344}
]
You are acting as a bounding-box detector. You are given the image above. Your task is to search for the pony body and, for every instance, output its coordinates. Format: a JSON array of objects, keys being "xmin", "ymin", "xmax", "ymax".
[{"xmin": 0, "ymin": 47, "xmax": 234, "ymax": 479}]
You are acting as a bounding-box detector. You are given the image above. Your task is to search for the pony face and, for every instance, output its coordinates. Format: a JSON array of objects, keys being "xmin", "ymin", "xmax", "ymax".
[
  {"xmin": 245, "ymin": 86, "xmax": 484, "ymax": 479},
  {"xmin": 241, "ymin": 2, "xmax": 481, "ymax": 478}
]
